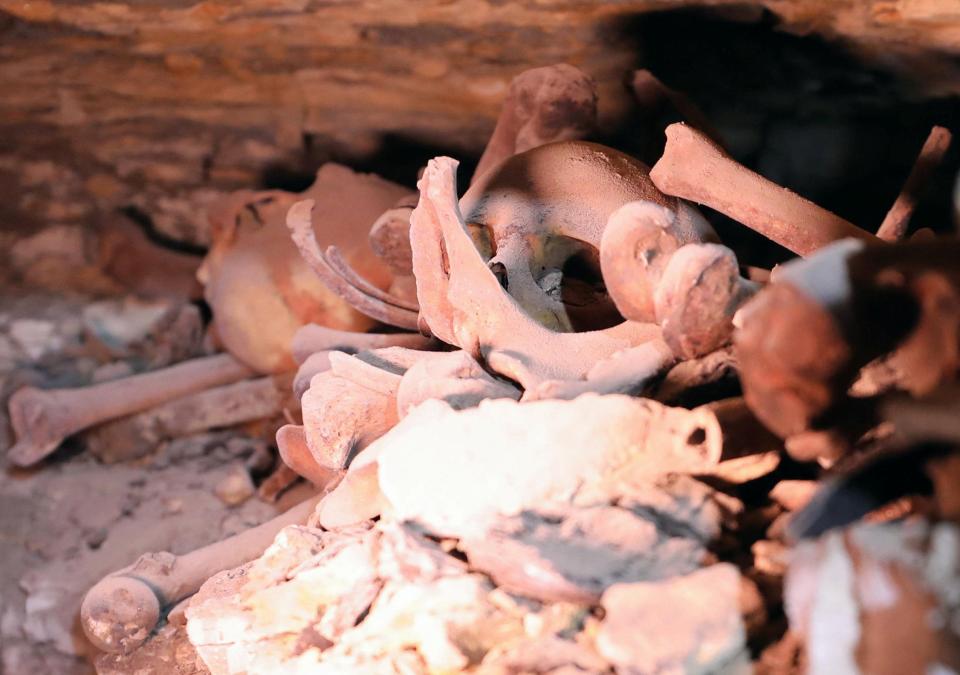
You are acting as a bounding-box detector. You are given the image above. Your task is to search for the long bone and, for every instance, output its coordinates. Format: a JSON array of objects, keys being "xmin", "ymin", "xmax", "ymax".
[
  {"xmin": 650, "ymin": 123, "xmax": 882, "ymax": 256},
  {"xmin": 80, "ymin": 492, "xmax": 323, "ymax": 655},
  {"xmin": 6, "ymin": 353, "xmax": 253, "ymax": 467},
  {"xmin": 410, "ymin": 153, "xmax": 664, "ymax": 389},
  {"xmin": 877, "ymin": 125, "xmax": 953, "ymax": 242}
]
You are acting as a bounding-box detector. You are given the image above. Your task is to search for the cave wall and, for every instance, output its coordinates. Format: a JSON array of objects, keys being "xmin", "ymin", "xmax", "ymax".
[{"xmin": 0, "ymin": 0, "xmax": 958, "ymax": 257}]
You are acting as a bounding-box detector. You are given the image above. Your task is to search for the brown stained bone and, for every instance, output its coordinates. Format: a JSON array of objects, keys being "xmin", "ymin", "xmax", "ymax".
[
  {"xmin": 600, "ymin": 200, "xmax": 718, "ymax": 323},
  {"xmin": 457, "ymin": 141, "xmax": 710, "ymax": 333},
  {"xmin": 201, "ymin": 164, "xmax": 409, "ymax": 372},
  {"xmin": 6, "ymin": 353, "xmax": 253, "ymax": 467},
  {"xmin": 877, "ymin": 126, "xmax": 953, "ymax": 242},
  {"xmin": 409, "ymin": 152, "xmax": 664, "ymax": 390},
  {"xmin": 80, "ymin": 493, "xmax": 323, "ymax": 655},
  {"xmin": 84, "ymin": 374, "xmax": 297, "ymax": 463},
  {"xmin": 472, "ymin": 63, "xmax": 597, "ymax": 182},
  {"xmin": 287, "ymin": 199, "xmax": 421, "ymax": 330},
  {"xmin": 396, "ymin": 350, "xmax": 521, "ymax": 417},
  {"xmin": 735, "ymin": 238, "xmax": 960, "ymax": 439},
  {"xmin": 650, "ymin": 123, "xmax": 882, "ymax": 256},
  {"xmin": 290, "ymin": 323, "xmax": 433, "ymax": 364},
  {"xmin": 653, "ymin": 243, "xmax": 759, "ymax": 359}
]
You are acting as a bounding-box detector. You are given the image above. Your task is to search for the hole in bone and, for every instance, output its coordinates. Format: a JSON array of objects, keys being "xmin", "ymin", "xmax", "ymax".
[
  {"xmin": 489, "ymin": 261, "xmax": 509, "ymax": 290},
  {"xmin": 687, "ymin": 428, "xmax": 708, "ymax": 446},
  {"xmin": 547, "ymin": 238, "xmax": 624, "ymax": 332}
]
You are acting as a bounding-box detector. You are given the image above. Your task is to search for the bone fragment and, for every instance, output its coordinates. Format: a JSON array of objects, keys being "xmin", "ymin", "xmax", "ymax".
[
  {"xmin": 653, "ymin": 345, "xmax": 738, "ymax": 405},
  {"xmin": 598, "ymin": 564, "xmax": 751, "ymax": 674},
  {"xmin": 877, "ymin": 126, "xmax": 952, "ymax": 242},
  {"xmin": 473, "ymin": 64, "xmax": 597, "ymax": 182},
  {"xmin": 85, "ymin": 374, "xmax": 295, "ymax": 463},
  {"xmin": 81, "ymin": 493, "xmax": 322, "ymax": 654},
  {"xmin": 396, "ymin": 350, "xmax": 520, "ymax": 417},
  {"xmin": 524, "ymin": 339, "xmax": 675, "ymax": 401},
  {"xmin": 275, "ymin": 424, "xmax": 343, "ymax": 490},
  {"xmin": 650, "ymin": 123, "xmax": 881, "ymax": 255},
  {"xmin": 6, "ymin": 353, "xmax": 253, "ymax": 467},
  {"xmin": 290, "ymin": 323, "xmax": 433, "ymax": 365},
  {"xmin": 287, "ymin": 199, "xmax": 421, "ymax": 330},
  {"xmin": 410, "ymin": 152, "xmax": 664, "ymax": 389},
  {"xmin": 787, "ymin": 522, "xmax": 960, "ymax": 675},
  {"xmin": 369, "ymin": 193, "xmax": 419, "ymax": 276},
  {"xmin": 300, "ymin": 347, "xmax": 438, "ymax": 472},
  {"xmin": 376, "ymin": 395, "xmax": 744, "ymax": 538}
]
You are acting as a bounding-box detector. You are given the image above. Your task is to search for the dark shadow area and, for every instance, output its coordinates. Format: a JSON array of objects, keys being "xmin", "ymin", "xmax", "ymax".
[
  {"xmin": 598, "ymin": 7, "xmax": 960, "ymax": 267},
  {"xmin": 260, "ymin": 132, "xmax": 482, "ymax": 192}
]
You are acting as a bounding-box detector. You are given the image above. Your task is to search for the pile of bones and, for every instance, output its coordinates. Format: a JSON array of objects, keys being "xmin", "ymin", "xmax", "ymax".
[{"xmin": 7, "ymin": 64, "xmax": 960, "ymax": 674}]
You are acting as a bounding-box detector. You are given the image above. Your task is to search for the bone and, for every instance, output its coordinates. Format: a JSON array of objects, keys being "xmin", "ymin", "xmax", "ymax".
[
  {"xmin": 369, "ymin": 193, "xmax": 419, "ymax": 277},
  {"xmin": 200, "ymin": 165, "xmax": 407, "ymax": 372},
  {"xmin": 735, "ymin": 238, "xmax": 960, "ymax": 439},
  {"xmin": 287, "ymin": 199, "xmax": 421, "ymax": 330},
  {"xmin": 457, "ymin": 140, "xmax": 708, "ymax": 333},
  {"xmin": 375, "ymin": 395, "xmax": 755, "ymax": 538},
  {"xmin": 650, "ymin": 123, "xmax": 882, "ymax": 256},
  {"xmin": 293, "ymin": 350, "xmax": 334, "ymax": 399},
  {"xmin": 300, "ymin": 348, "xmax": 438, "ymax": 472},
  {"xmin": 290, "ymin": 323, "xmax": 433, "ymax": 365},
  {"xmin": 653, "ymin": 345, "xmax": 738, "ymax": 405},
  {"xmin": 275, "ymin": 424, "xmax": 343, "ymax": 489},
  {"xmin": 410, "ymin": 151, "xmax": 665, "ymax": 390},
  {"xmin": 84, "ymin": 374, "xmax": 296, "ymax": 463},
  {"xmin": 523, "ymin": 339, "xmax": 675, "ymax": 401},
  {"xmin": 877, "ymin": 126, "xmax": 952, "ymax": 242},
  {"xmin": 80, "ymin": 493, "xmax": 323, "ymax": 654},
  {"xmin": 396, "ymin": 350, "xmax": 521, "ymax": 417},
  {"xmin": 472, "ymin": 63, "xmax": 597, "ymax": 182},
  {"xmin": 6, "ymin": 353, "xmax": 253, "ymax": 467},
  {"xmin": 653, "ymin": 243, "xmax": 759, "ymax": 358},
  {"xmin": 600, "ymin": 200, "xmax": 718, "ymax": 323}
]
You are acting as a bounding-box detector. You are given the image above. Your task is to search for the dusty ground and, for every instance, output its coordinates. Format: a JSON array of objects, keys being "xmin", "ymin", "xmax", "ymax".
[{"xmin": 0, "ymin": 289, "xmax": 303, "ymax": 674}]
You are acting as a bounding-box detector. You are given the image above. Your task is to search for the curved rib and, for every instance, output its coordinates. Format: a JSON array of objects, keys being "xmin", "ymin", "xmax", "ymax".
[
  {"xmin": 287, "ymin": 199, "xmax": 420, "ymax": 330},
  {"xmin": 323, "ymin": 245, "xmax": 420, "ymax": 312}
]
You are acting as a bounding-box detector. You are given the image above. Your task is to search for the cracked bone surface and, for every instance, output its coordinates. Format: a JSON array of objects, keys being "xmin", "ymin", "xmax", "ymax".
[
  {"xmin": 650, "ymin": 123, "xmax": 882, "ymax": 256},
  {"xmin": 200, "ymin": 163, "xmax": 410, "ymax": 371},
  {"xmin": 6, "ymin": 353, "xmax": 253, "ymax": 467},
  {"xmin": 409, "ymin": 150, "xmax": 665, "ymax": 389},
  {"xmin": 80, "ymin": 493, "xmax": 322, "ymax": 655}
]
